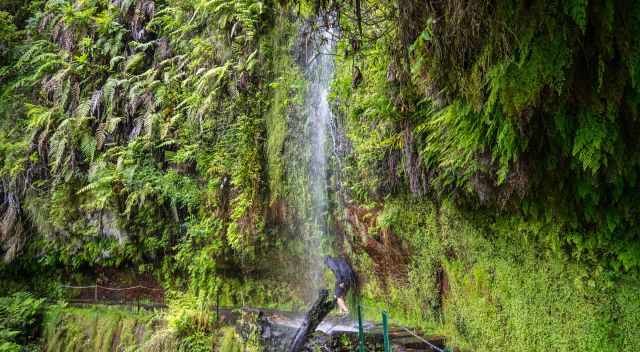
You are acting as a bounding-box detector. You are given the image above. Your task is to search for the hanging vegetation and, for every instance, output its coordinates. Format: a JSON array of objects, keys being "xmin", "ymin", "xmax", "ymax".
[{"xmin": 1, "ymin": 0, "xmax": 640, "ymax": 350}]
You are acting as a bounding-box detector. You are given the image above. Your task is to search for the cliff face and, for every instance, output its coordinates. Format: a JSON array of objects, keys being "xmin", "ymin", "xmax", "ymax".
[
  {"xmin": 0, "ymin": 0, "xmax": 288, "ymax": 295},
  {"xmin": 1, "ymin": 1, "xmax": 640, "ymax": 351},
  {"xmin": 327, "ymin": 1, "xmax": 640, "ymax": 349},
  {"xmin": 332, "ymin": 0, "xmax": 640, "ymax": 270}
]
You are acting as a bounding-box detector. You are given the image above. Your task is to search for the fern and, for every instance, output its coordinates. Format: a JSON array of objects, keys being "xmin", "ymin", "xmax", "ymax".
[
  {"xmin": 79, "ymin": 133, "xmax": 96, "ymax": 163},
  {"xmin": 48, "ymin": 121, "xmax": 68, "ymax": 175},
  {"xmin": 124, "ymin": 52, "xmax": 145, "ymax": 73},
  {"xmin": 564, "ymin": 0, "xmax": 589, "ymax": 33},
  {"xmin": 74, "ymin": 98, "xmax": 90, "ymax": 117}
]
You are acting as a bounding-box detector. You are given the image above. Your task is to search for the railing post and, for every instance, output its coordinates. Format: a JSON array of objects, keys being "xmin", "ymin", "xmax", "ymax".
[
  {"xmin": 382, "ymin": 310, "xmax": 391, "ymax": 352},
  {"xmin": 357, "ymin": 304, "xmax": 365, "ymax": 352},
  {"xmin": 94, "ymin": 282, "xmax": 98, "ymax": 302}
]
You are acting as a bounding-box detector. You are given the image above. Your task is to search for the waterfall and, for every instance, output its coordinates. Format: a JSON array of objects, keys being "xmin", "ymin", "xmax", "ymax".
[{"xmin": 300, "ymin": 18, "xmax": 337, "ymax": 300}]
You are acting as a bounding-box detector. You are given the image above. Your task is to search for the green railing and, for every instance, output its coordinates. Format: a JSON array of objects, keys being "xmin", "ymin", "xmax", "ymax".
[
  {"xmin": 357, "ymin": 304, "xmax": 366, "ymax": 352},
  {"xmin": 382, "ymin": 310, "xmax": 391, "ymax": 352},
  {"xmin": 356, "ymin": 303, "xmax": 450, "ymax": 352}
]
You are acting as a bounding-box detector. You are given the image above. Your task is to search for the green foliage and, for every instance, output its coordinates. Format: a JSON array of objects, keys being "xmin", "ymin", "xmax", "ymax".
[
  {"xmin": 44, "ymin": 304, "xmax": 160, "ymax": 352},
  {"xmin": 331, "ymin": 0, "xmax": 640, "ymax": 269},
  {"xmin": 0, "ymin": 0, "xmax": 298, "ymax": 304},
  {"xmin": 331, "ymin": 35, "xmax": 405, "ymax": 200},
  {"xmin": 353, "ymin": 198, "xmax": 640, "ymax": 351},
  {"xmin": 163, "ymin": 298, "xmax": 215, "ymax": 352},
  {"xmin": 41, "ymin": 296, "xmax": 259, "ymax": 352},
  {"xmin": 412, "ymin": 0, "xmax": 640, "ymax": 268},
  {"xmin": 0, "ymin": 292, "xmax": 45, "ymax": 351},
  {"xmin": 0, "ymin": 11, "xmax": 18, "ymax": 61},
  {"xmin": 2, "ymin": 1, "xmax": 640, "ymax": 351},
  {"xmin": 218, "ymin": 327, "xmax": 243, "ymax": 352},
  {"xmin": 164, "ymin": 294, "xmax": 216, "ymax": 340},
  {"xmin": 264, "ymin": 23, "xmax": 305, "ymax": 201}
]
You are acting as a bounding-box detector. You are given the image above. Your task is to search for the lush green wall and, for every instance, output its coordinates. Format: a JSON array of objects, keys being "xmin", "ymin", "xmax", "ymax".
[
  {"xmin": 348, "ymin": 198, "xmax": 640, "ymax": 351},
  {"xmin": 326, "ymin": 1, "xmax": 640, "ymax": 350},
  {"xmin": 332, "ymin": 0, "xmax": 640, "ymax": 270},
  {"xmin": 0, "ymin": 0, "xmax": 311, "ymax": 303},
  {"xmin": 41, "ymin": 303, "xmax": 253, "ymax": 352},
  {"xmin": 2, "ymin": 0, "xmax": 640, "ymax": 351}
]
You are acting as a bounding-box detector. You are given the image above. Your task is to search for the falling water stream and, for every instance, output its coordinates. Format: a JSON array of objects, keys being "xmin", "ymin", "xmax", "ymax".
[{"xmin": 301, "ymin": 20, "xmax": 337, "ymax": 300}]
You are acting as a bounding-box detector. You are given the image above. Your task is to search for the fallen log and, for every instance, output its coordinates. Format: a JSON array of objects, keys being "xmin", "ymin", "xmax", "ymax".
[{"xmin": 287, "ymin": 289, "xmax": 336, "ymax": 352}]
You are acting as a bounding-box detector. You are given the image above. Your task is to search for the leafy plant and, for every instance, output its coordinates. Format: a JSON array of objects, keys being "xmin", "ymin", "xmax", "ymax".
[{"xmin": 0, "ymin": 292, "xmax": 45, "ymax": 351}]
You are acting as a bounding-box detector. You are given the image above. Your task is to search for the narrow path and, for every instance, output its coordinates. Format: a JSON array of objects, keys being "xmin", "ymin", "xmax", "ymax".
[
  {"xmin": 265, "ymin": 310, "xmax": 446, "ymax": 351},
  {"xmin": 65, "ymin": 299, "xmax": 446, "ymax": 351}
]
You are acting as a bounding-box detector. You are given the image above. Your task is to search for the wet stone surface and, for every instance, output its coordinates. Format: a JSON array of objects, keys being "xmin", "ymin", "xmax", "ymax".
[{"xmin": 236, "ymin": 309, "xmax": 444, "ymax": 351}]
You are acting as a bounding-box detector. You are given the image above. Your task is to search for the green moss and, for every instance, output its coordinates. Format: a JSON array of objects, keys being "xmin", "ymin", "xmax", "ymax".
[
  {"xmin": 43, "ymin": 305, "xmax": 156, "ymax": 352},
  {"xmin": 351, "ymin": 198, "xmax": 640, "ymax": 351},
  {"xmin": 331, "ymin": 0, "xmax": 640, "ymax": 270},
  {"xmin": 264, "ymin": 15, "xmax": 305, "ymax": 202},
  {"xmin": 218, "ymin": 327, "xmax": 243, "ymax": 352},
  {"xmin": 40, "ymin": 301, "xmax": 272, "ymax": 352},
  {"xmin": 42, "ymin": 303, "xmax": 247, "ymax": 352}
]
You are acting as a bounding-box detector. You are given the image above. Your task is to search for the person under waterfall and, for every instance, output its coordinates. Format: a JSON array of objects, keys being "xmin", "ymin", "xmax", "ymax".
[{"xmin": 324, "ymin": 255, "xmax": 357, "ymax": 315}]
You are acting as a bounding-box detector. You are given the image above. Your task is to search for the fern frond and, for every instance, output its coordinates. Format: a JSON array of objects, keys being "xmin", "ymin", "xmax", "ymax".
[
  {"xmin": 143, "ymin": 112, "xmax": 159, "ymax": 137},
  {"xmin": 90, "ymin": 89, "xmax": 102, "ymax": 117},
  {"xmin": 106, "ymin": 116, "xmax": 123, "ymax": 133},
  {"xmin": 129, "ymin": 117, "xmax": 143, "ymax": 140},
  {"xmin": 48, "ymin": 127, "xmax": 68, "ymax": 174},
  {"xmin": 79, "ymin": 133, "xmax": 96, "ymax": 162},
  {"xmin": 110, "ymin": 56, "xmax": 125, "ymax": 71},
  {"xmin": 74, "ymin": 98, "xmax": 90, "ymax": 118},
  {"xmin": 96, "ymin": 123, "xmax": 107, "ymax": 150},
  {"xmin": 125, "ymin": 53, "xmax": 145, "ymax": 73}
]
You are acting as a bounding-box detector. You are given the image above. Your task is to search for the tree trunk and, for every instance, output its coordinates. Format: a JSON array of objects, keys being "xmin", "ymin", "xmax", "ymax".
[{"xmin": 287, "ymin": 289, "xmax": 336, "ymax": 352}]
